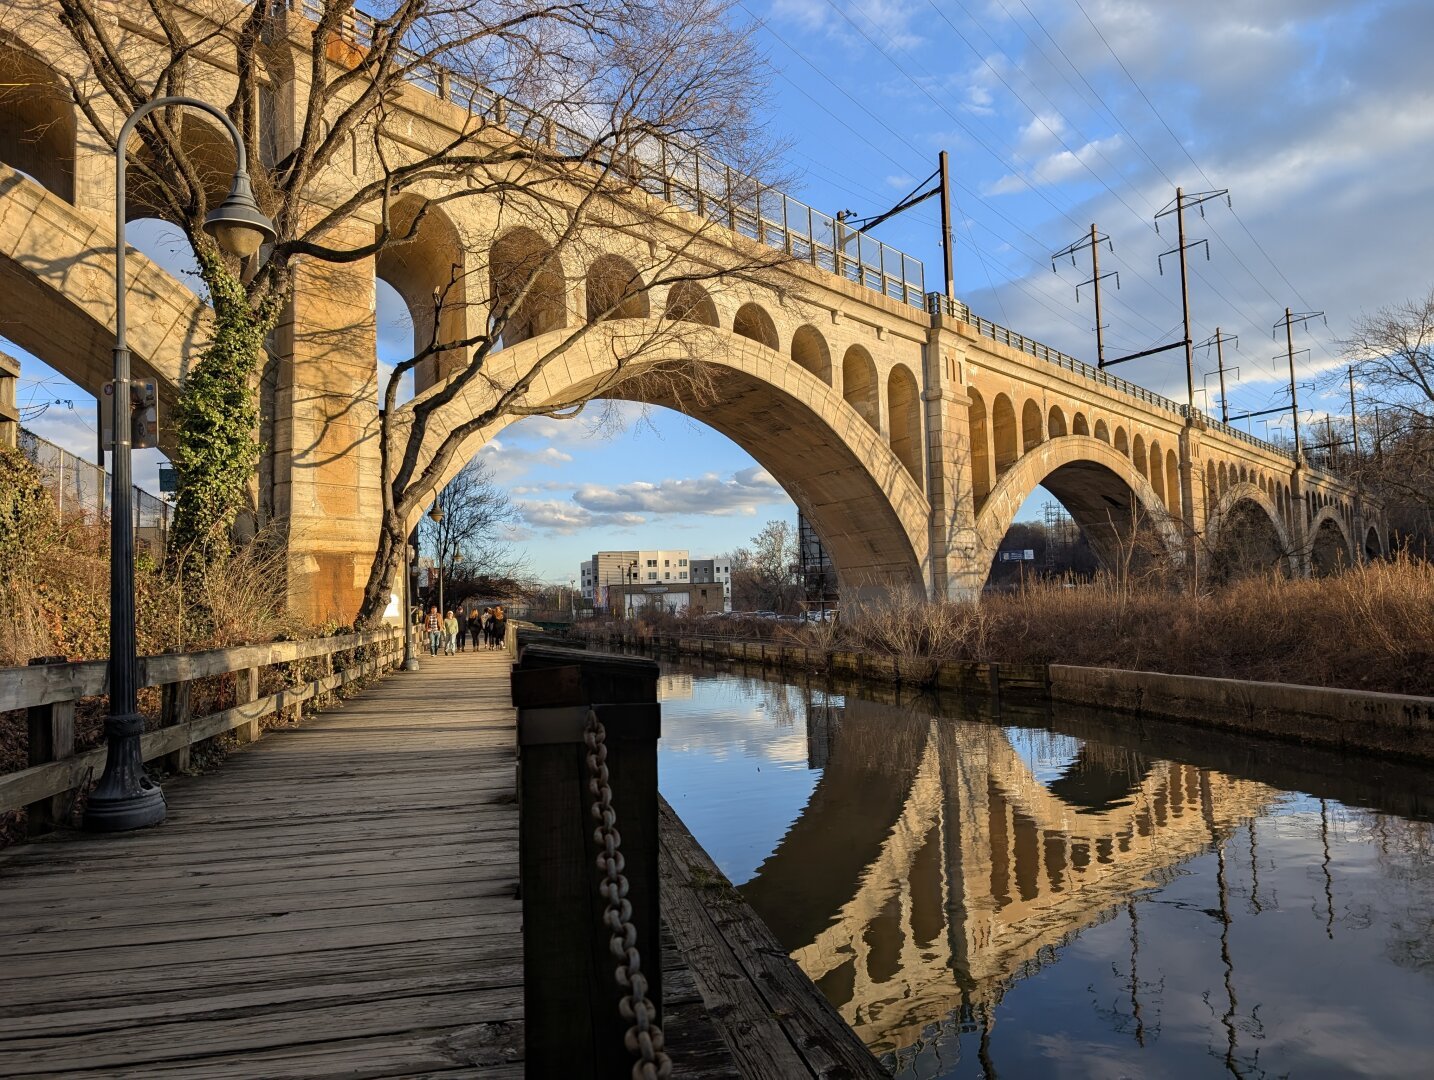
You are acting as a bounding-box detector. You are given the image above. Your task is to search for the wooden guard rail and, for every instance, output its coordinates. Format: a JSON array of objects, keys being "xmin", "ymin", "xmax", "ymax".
[
  {"xmin": 1, "ymin": 628, "xmax": 401, "ymax": 832},
  {"xmin": 511, "ymin": 643, "xmax": 662, "ymax": 1077}
]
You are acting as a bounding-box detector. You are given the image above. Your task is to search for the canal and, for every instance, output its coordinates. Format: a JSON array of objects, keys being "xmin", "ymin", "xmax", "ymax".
[{"xmin": 654, "ymin": 658, "xmax": 1434, "ymax": 1078}]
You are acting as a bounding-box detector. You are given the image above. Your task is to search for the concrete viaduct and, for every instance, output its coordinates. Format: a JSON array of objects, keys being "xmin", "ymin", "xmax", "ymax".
[{"xmin": 0, "ymin": 1, "xmax": 1384, "ymax": 623}]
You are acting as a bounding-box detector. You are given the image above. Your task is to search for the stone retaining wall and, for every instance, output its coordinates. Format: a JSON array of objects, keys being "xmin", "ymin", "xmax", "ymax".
[{"xmin": 564, "ymin": 628, "xmax": 1434, "ymax": 765}]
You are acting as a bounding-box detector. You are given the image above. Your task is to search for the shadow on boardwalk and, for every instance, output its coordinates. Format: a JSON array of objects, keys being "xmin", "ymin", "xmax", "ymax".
[{"xmin": 0, "ymin": 651, "xmax": 523, "ymax": 1078}]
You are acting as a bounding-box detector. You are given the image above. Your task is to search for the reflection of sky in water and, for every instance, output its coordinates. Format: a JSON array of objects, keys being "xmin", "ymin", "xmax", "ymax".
[
  {"xmin": 1004, "ymin": 726, "xmax": 1084, "ymax": 786},
  {"xmin": 659, "ymin": 673, "xmax": 819, "ymax": 886},
  {"xmin": 937, "ymin": 801, "xmax": 1434, "ymax": 1079}
]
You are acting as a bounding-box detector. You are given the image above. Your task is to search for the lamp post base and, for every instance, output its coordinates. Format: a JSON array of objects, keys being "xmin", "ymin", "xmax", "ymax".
[
  {"xmin": 83, "ymin": 781, "xmax": 166, "ymax": 831},
  {"xmin": 82, "ymin": 712, "xmax": 166, "ymax": 831}
]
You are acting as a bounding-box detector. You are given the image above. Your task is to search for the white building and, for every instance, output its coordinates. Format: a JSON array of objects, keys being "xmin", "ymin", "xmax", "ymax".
[{"xmin": 580, "ymin": 549, "xmax": 730, "ymax": 611}]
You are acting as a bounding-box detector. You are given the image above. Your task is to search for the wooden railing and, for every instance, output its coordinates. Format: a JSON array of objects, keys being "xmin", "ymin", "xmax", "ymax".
[{"xmin": 1, "ymin": 628, "xmax": 401, "ymax": 832}]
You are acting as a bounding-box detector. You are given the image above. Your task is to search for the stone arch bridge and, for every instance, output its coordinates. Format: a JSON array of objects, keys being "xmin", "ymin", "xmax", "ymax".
[{"xmin": 0, "ymin": 1, "xmax": 1382, "ymax": 621}]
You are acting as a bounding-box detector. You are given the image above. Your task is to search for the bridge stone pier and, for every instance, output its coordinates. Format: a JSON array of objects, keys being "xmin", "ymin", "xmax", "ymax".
[{"xmin": 0, "ymin": 1, "xmax": 1384, "ymax": 623}]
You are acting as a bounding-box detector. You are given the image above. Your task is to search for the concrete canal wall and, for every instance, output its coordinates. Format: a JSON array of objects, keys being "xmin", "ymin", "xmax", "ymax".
[{"xmin": 568, "ymin": 629, "xmax": 1434, "ymax": 765}]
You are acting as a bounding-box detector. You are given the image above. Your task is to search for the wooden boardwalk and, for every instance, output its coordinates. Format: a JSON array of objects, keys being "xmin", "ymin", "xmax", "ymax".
[{"xmin": 0, "ymin": 650, "xmax": 525, "ymax": 1078}]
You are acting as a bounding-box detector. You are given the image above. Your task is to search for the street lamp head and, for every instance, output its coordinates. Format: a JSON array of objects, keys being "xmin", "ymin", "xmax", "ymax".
[
  {"xmin": 203, "ymin": 172, "xmax": 276, "ymax": 258},
  {"xmin": 428, "ymin": 504, "xmax": 444, "ymax": 523}
]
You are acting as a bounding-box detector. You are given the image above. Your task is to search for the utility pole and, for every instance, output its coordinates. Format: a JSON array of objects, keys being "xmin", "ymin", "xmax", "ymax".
[
  {"xmin": 1274, "ymin": 307, "xmax": 1325, "ymax": 458},
  {"xmin": 1198, "ymin": 328, "xmax": 1239, "ymax": 423},
  {"xmin": 1051, "ymin": 223, "xmax": 1117, "ymax": 367},
  {"xmin": 1348, "ymin": 367, "xmax": 1360, "ymax": 461},
  {"xmin": 836, "ymin": 152, "xmax": 955, "ymax": 304},
  {"xmin": 1154, "ymin": 187, "xmax": 1228, "ymax": 411},
  {"xmin": 939, "ymin": 150, "xmax": 955, "ymax": 301}
]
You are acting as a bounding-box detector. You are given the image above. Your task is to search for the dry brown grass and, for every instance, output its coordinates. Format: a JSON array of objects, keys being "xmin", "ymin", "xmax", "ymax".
[{"xmin": 839, "ymin": 555, "xmax": 1434, "ymax": 696}]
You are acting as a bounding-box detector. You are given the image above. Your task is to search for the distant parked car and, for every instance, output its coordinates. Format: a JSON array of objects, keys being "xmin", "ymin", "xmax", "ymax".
[
  {"xmin": 800, "ymin": 609, "xmax": 838, "ymax": 623},
  {"xmin": 753, "ymin": 610, "xmax": 779, "ymax": 620}
]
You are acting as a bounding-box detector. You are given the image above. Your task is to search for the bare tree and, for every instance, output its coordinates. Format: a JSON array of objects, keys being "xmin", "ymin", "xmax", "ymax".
[
  {"xmin": 417, "ymin": 456, "xmax": 523, "ymax": 585},
  {"xmin": 729, "ymin": 518, "xmax": 799, "ymax": 612},
  {"xmin": 29, "ymin": 0, "xmax": 786, "ymax": 611},
  {"xmin": 1328, "ymin": 288, "xmax": 1434, "ymax": 548}
]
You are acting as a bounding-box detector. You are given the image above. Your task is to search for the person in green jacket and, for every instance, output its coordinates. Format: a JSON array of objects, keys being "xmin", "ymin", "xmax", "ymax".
[{"xmin": 443, "ymin": 610, "xmax": 459, "ymax": 655}]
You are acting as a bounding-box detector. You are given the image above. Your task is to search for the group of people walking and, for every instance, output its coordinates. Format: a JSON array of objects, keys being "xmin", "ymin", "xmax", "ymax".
[{"xmin": 423, "ymin": 604, "xmax": 506, "ymax": 655}]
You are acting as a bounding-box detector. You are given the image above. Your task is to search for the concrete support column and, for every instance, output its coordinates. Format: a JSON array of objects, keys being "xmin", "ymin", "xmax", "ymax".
[
  {"xmin": 1288, "ymin": 463, "xmax": 1312, "ymax": 577},
  {"xmin": 923, "ymin": 323, "xmax": 980, "ymax": 602},
  {"xmin": 1178, "ymin": 416, "xmax": 1204, "ymax": 583},
  {"xmin": 269, "ymin": 221, "xmax": 383, "ymax": 624}
]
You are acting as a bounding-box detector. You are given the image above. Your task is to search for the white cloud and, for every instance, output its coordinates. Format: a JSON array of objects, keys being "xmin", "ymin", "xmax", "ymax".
[{"xmin": 516, "ymin": 467, "xmax": 789, "ymax": 536}]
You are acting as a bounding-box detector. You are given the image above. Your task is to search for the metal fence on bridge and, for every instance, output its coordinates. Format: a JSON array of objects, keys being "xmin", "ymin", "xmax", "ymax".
[{"xmin": 280, "ymin": 0, "xmax": 927, "ymax": 309}]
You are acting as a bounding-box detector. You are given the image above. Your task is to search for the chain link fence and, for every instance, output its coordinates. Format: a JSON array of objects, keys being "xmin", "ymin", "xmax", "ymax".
[{"xmin": 18, "ymin": 428, "xmax": 171, "ymax": 557}]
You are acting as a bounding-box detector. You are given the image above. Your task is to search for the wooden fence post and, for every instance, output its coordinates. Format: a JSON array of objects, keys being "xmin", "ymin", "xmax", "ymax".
[
  {"xmin": 160, "ymin": 679, "xmax": 192, "ymax": 772},
  {"xmin": 235, "ymin": 667, "xmax": 260, "ymax": 743},
  {"xmin": 26, "ymin": 656, "xmax": 74, "ymax": 835},
  {"xmin": 512, "ymin": 644, "xmax": 661, "ymax": 1078}
]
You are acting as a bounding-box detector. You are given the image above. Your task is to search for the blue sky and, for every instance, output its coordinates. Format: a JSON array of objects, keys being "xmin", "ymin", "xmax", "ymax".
[{"xmin": 10, "ymin": 0, "xmax": 1434, "ymax": 582}]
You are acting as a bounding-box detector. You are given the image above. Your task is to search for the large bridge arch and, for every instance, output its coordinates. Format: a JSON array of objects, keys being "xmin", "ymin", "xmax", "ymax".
[
  {"xmin": 972, "ymin": 435, "xmax": 1184, "ymax": 577},
  {"xmin": 1205, "ymin": 482, "xmax": 1297, "ymax": 579},
  {"xmin": 417, "ymin": 320, "xmax": 930, "ymax": 600},
  {"xmin": 1309, "ymin": 505, "xmax": 1355, "ymax": 575}
]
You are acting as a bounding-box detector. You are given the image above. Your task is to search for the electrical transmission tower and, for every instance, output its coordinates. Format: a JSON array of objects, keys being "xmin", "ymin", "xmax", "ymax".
[
  {"xmin": 1197, "ymin": 328, "xmax": 1239, "ymax": 422},
  {"xmin": 1051, "ymin": 224, "xmax": 1118, "ymax": 367}
]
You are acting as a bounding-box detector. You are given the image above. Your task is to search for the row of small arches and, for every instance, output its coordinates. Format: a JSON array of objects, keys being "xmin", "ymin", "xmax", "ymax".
[
  {"xmin": 488, "ymin": 226, "xmax": 925, "ymax": 487},
  {"xmin": 967, "ymin": 392, "xmax": 1184, "ymax": 519}
]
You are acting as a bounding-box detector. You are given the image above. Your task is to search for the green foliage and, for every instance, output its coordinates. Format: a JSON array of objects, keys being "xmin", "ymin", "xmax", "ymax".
[
  {"xmin": 170, "ymin": 246, "xmax": 279, "ymax": 566},
  {"xmin": 0, "ymin": 445, "xmax": 52, "ymax": 582}
]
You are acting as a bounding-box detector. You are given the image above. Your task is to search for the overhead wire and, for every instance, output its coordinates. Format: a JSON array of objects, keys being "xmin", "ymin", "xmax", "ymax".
[{"xmin": 772, "ymin": 1, "xmax": 1183, "ymax": 344}]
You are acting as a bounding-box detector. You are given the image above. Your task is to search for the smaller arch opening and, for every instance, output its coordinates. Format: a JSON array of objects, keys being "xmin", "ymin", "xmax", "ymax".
[
  {"xmin": 1022, "ymin": 399, "xmax": 1043, "ymax": 452},
  {"xmin": 1072, "ymin": 412, "xmax": 1090, "ymax": 437},
  {"xmin": 1094, "ymin": 419, "xmax": 1110, "ymax": 443},
  {"xmin": 791, "ymin": 325, "xmax": 833, "ymax": 384},
  {"xmin": 1048, "ymin": 405, "xmax": 1067, "ymax": 438},
  {"xmin": 664, "ymin": 281, "xmax": 718, "ymax": 326},
  {"xmin": 0, "ymin": 41, "xmax": 76, "ymax": 202},
  {"xmin": 733, "ymin": 302, "xmax": 779, "ymax": 349},
  {"xmin": 842, "ymin": 344, "xmax": 879, "ymax": 431},
  {"xmin": 1114, "ymin": 427, "xmax": 1129, "ymax": 456},
  {"xmin": 888, "ymin": 364, "xmax": 923, "ymax": 486},
  {"xmin": 490, "ymin": 226, "xmax": 568, "ymax": 347},
  {"xmin": 992, "ymin": 394, "xmax": 1018, "ymax": 474},
  {"xmin": 585, "ymin": 254, "xmax": 649, "ymax": 321}
]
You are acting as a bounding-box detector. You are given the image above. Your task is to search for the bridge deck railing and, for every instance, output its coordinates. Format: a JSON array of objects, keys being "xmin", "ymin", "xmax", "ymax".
[
  {"xmin": 0, "ymin": 628, "xmax": 400, "ymax": 834},
  {"xmin": 282, "ymin": 0, "xmax": 926, "ymax": 308}
]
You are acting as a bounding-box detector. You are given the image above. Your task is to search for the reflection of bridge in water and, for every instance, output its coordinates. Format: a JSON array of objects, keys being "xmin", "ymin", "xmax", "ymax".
[{"xmin": 740, "ymin": 692, "xmax": 1277, "ymax": 1055}]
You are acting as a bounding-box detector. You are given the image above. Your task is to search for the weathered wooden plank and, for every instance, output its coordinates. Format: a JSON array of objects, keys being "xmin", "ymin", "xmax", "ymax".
[{"xmin": 658, "ymin": 796, "xmax": 887, "ymax": 1079}]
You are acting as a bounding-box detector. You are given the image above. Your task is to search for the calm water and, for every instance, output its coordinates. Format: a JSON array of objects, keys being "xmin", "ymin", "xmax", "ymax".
[{"xmin": 654, "ymin": 663, "xmax": 1434, "ymax": 1078}]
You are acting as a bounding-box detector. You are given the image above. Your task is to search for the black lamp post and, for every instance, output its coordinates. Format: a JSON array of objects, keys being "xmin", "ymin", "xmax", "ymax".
[
  {"xmin": 401, "ymin": 526, "xmax": 421, "ymax": 672},
  {"xmin": 429, "ymin": 499, "xmax": 445, "ymax": 613},
  {"xmin": 84, "ymin": 97, "xmax": 275, "ymax": 832}
]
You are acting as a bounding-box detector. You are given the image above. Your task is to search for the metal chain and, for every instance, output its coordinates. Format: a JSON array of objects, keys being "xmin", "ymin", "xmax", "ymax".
[{"xmin": 584, "ymin": 708, "xmax": 673, "ymax": 1080}]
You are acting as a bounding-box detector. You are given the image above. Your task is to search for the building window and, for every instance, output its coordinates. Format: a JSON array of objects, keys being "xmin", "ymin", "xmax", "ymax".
[
  {"xmin": 679, "ymin": 572, "xmax": 687, "ymax": 579},
  {"xmin": 648, "ymin": 572, "xmax": 657, "ymax": 581},
  {"xmin": 679, "ymin": 559, "xmax": 687, "ymax": 567},
  {"xmin": 664, "ymin": 572, "xmax": 671, "ymax": 580}
]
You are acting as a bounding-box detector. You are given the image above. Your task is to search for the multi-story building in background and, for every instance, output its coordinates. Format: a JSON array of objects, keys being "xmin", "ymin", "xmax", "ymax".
[
  {"xmin": 580, "ymin": 549, "xmax": 730, "ymax": 613},
  {"xmin": 688, "ymin": 558, "xmax": 732, "ymax": 612}
]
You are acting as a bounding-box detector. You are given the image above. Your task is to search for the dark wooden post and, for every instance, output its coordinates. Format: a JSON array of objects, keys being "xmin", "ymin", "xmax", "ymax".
[
  {"xmin": 160, "ymin": 679, "xmax": 192, "ymax": 772},
  {"xmin": 26, "ymin": 656, "xmax": 75, "ymax": 835},
  {"xmin": 234, "ymin": 667, "xmax": 260, "ymax": 744},
  {"xmin": 512, "ymin": 644, "xmax": 661, "ymax": 1078}
]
